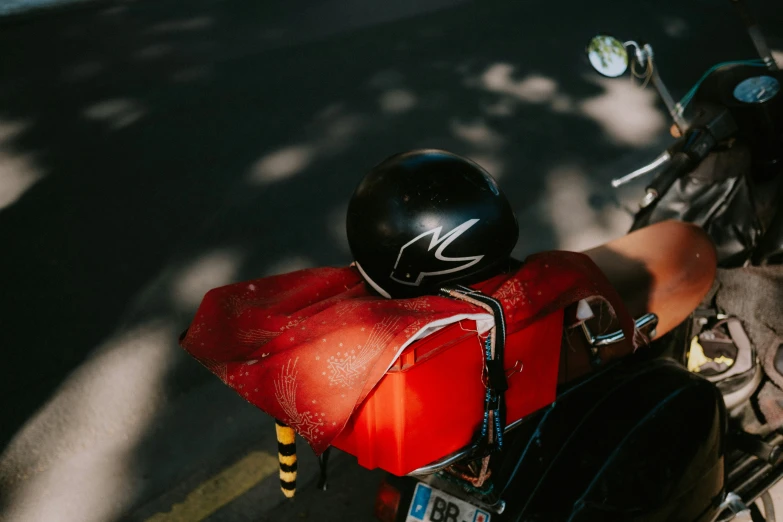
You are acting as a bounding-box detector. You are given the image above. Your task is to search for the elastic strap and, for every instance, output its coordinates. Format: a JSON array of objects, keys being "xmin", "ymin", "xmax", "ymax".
[{"xmin": 441, "ymin": 285, "xmax": 508, "ymax": 452}]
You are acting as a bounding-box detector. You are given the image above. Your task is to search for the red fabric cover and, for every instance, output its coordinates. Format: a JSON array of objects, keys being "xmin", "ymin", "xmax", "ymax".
[{"xmin": 180, "ymin": 251, "xmax": 635, "ymax": 455}]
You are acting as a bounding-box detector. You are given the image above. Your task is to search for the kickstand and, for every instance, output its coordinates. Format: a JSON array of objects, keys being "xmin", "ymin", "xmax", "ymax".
[{"xmin": 317, "ymin": 447, "xmax": 331, "ymax": 491}]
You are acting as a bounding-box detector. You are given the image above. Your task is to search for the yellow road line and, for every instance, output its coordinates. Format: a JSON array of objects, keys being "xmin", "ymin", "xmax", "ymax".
[{"xmin": 146, "ymin": 451, "xmax": 279, "ymax": 522}]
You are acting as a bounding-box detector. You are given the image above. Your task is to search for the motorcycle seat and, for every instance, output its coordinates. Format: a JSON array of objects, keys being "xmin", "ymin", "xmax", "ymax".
[
  {"xmin": 556, "ymin": 220, "xmax": 717, "ymax": 383},
  {"xmin": 584, "ymin": 219, "xmax": 717, "ymax": 340}
]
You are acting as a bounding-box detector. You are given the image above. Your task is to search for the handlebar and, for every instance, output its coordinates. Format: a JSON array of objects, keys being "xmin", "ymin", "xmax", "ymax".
[
  {"xmin": 628, "ymin": 108, "xmax": 737, "ymax": 208},
  {"xmin": 611, "ymin": 151, "xmax": 672, "ymax": 188},
  {"xmin": 641, "ymin": 151, "xmax": 695, "ymax": 207}
]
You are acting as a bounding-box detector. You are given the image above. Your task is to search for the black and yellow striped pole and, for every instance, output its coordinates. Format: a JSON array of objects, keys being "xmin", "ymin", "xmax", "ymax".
[{"xmin": 275, "ymin": 420, "xmax": 297, "ymax": 498}]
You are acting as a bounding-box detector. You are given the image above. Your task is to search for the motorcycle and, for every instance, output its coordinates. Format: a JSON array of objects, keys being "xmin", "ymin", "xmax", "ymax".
[
  {"xmin": 175, "ymin": 0, "xmax": 783, "ymax": 519},
  {"xmin": 364, "ymin": 1, "xmax": 783, "ymax": 521}
]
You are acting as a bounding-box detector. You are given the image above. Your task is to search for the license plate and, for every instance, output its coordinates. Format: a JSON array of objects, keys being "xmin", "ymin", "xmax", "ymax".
[{"xmin": 406, "ymin": 482, "xmax": 491, "ymax": 522}]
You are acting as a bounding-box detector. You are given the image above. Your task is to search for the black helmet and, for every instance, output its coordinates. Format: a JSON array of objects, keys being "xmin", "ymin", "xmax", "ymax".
[{"xmin": 346, "ymin": 149, "xmax": 519, "ymax": 298}]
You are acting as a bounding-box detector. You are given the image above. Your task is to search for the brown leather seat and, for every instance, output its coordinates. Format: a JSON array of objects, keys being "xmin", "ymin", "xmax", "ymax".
[
  {"xmin": 584, "ymin": 220, "xmax": 717, "ymax": 339},
  {"xmin": 558, "ymin": 220, "xmax": 717, "ymax": 383}
]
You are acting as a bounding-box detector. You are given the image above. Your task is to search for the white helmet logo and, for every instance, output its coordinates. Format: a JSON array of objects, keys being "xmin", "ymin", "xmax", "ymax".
[{"xmin": 390, "ymin": 219, "xmax": 484, "ymax": 286}]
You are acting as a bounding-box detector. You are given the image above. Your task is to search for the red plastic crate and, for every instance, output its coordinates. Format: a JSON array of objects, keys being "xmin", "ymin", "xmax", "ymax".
[{"xmin": 331, "ymin": 309, "xmax": 564, "ymax": 476}]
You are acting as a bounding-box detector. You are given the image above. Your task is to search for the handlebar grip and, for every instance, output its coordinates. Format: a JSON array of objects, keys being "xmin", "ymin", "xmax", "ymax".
[{"xmin": 644, "ymin": 151, "xmax": 694, "ymax": 200}]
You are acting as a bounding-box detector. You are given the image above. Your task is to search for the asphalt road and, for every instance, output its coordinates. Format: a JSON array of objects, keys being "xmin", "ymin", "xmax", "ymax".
[{"xmin": 1, "ymin": 0, "xmax": 782, "ymax": 521}]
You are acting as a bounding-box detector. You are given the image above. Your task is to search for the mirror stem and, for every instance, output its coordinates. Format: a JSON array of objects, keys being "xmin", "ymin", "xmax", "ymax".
[
  {"xmin": 730, "ymin": 0, "xmax": 779, "ymax": 71},
  {"xmin": 627, "ymin": 42, "xmax": 689, "ymax": 133},
  {"xmin": 649, "ymin": 61, "xmax": 689, "ymax": 133}
]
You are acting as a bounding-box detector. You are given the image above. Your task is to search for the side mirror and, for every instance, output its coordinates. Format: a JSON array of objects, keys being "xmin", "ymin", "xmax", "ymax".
[{"xmin": 586, "ymin": 35, "xmax": 629, "ymax": 78}]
